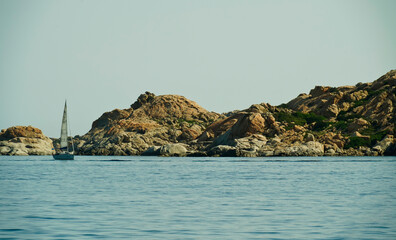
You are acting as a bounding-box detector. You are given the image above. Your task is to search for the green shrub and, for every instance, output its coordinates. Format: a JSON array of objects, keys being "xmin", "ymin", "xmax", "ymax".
[
  {"xmin": 367, "ymin": 89, "xmax": 385, "ymax": 98},
  {"xmin": 345, "ymin": 130, "xmax": 387, "ymax": 149},
  {"xmin": 177, "ymin": 118, "xmax": 199, "ymax": 126},
  {"xmin": 278, "ymin": 103, "xmax": 288, "ymax": 108},
  {"xmin": 361, "ymin": 126, "xmax": 376, "ymax": 136},
  {"xmin": 334, "ymin": 121, "xmax": 348, "ymax": 131},
  {"xmin": 337, "ymin": 111, "xmax": 360, "ymax": 121},
  {"xmin": 275, "ymin": 111, "xmax": 305, "ymax": 125},
  {"xmin": 275, "ymin": 112, "xmax": 304, "ymax": 126},
  {"xmin": 301, "ymin": 112, "xmax": 326, "ymax": 124},
  {"xmin": 328, "ymin": 87, "xmax": 338, "ymax": 93},
  {"xmin": 353, "ymin": 99, "xmax": 369, "ymax": 107},
  {"xmin": 275, "ymin": 111, "xmax": 328, "ymax": 131},
  {"xmin": 345, "ymin": 137, "xmax": 371, "ymax": 149},
  {"xmin": 312, "ymin": 121, "xmax": 330, "ymax": 131},
  {"xmin": 368, "ymin": 131, "xmax": 387, "ymax": 145},
  {"xmin": 351, "ymin": 89, "xmax": 385, "ymax": 108}
]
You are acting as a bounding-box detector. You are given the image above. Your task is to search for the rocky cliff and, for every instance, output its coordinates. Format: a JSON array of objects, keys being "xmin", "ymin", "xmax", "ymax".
[
  {"xmin": 200, "ymin": 70, "xmax": 395, "ymax": 157},
  {"xmin": 286, "ymin": 70, "xmax": 395, "ymax": 128},
  {"xmin": 2, "ymin": 70, "xmax": 395, "ymax": 156},
  {"xmin": 71, "ymin": 70, "xmax": 395, "ymax": 157},
  {"xmin": 74, "ymin": 92, "xmax": 221, "ymax": 156},
  {"xmin": 0, "ymin": 126, "xmax": 54, "ymax": 155},
  {"xmin": 283, "ymin": 70, "xmax": 396, "ymax": 155}
]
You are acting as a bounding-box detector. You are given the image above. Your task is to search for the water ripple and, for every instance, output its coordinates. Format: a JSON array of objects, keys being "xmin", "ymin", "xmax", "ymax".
[{"xmin": 0, "ymin": 155, "xmax": 395, "ymax": 239}]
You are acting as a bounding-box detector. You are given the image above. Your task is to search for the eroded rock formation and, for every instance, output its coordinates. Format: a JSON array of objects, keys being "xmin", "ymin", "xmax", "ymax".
[
  {"xmin": 0, "ymin": 126, "xmax": 54, "ymax": 155},
  {"xmin": 2, "ymin": 70, "xmax": 395, "ymax": 156},
  {"xmin": 73, "ymin": 70, "xmax": 396, "ymax": 156},
  {"xmin": 74, "ymin": 92, "xmax": 221, "ymax": 156}
]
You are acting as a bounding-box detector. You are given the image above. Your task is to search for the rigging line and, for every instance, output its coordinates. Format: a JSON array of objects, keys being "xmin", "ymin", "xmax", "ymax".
[{"xmin": 66, "ymin": 100, "xmax": 75, "ymax": 153}]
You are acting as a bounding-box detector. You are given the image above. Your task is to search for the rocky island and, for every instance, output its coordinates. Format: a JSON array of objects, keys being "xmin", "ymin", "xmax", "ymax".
[
  {"xmin": 2, "ymin": 70, "xmax": 396, "ymax": 156},
  {"xmin": 0, "ymin": 126, "xmax": 54, "ymax": 155}
]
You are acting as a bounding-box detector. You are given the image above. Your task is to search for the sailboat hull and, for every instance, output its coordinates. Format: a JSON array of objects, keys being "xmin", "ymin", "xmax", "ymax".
[{"xmin": 53, "ymin": 153, "xmax": 74, "ymax": 160}]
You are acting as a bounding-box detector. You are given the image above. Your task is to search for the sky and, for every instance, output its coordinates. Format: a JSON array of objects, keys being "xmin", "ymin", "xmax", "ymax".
[{"xmin": 0, "ymin": 0, "xmax": 395, "ymax": 138}]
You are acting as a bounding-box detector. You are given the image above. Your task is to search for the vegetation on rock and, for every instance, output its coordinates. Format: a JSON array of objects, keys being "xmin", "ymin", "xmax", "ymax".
[{"xmin": 2, "ymin": 70, "xmax": 395, "ymax": 156}]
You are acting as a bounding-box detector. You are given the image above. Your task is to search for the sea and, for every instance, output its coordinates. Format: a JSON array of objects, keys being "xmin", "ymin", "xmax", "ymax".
[{"xmin": 1, "ymin": 156, "xmax": 396, "ymax": 240}]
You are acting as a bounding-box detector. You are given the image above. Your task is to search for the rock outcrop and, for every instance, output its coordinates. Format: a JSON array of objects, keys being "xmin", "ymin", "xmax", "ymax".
[
  {"xmin": 275, "ymin": 70, "xmax": 395, "ymax": 155},
  {"xmin": 198, "ymin": 70, "xmax": 395, "ymax": 157},
  {"xmin": 0, "ymin": 126, "xmax": 54, "ymax": 155},
  {"xmin": 75, "ymin": 92, "xmax": 221, "ymax": 156},
  {"xmin": 286, "ymin": 70, "xmax": 396, "ymax": 127},
  {"xmin": 73, "ymin": 70, "xmax": 396, "ymax": 156},
  {"xmin": 4, "ymin": 70, "xmax": 395, "ymax": 157}
]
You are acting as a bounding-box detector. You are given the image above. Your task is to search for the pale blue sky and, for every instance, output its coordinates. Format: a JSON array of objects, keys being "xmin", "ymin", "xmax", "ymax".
[{"xmin": 0, "ymin": 0, "xmax": 395, "ymax": 137}]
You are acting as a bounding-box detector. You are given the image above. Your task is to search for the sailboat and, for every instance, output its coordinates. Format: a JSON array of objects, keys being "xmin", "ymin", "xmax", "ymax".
[{"xmin": 53, "ymin": 101, "xmax": 74, "ymax": 160}]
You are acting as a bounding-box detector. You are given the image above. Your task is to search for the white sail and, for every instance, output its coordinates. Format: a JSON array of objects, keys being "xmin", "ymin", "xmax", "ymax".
[{"xmin": 60, "ymin": 101, "xmax": 68, "ymax": 150}]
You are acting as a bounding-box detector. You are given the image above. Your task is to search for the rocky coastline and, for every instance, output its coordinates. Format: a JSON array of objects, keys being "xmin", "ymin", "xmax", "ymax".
[
  {"xmin": 0, "ymin": 126, "xmax": 54, "ymax": 155},
  {"xmin": 2, "ymin": 70, "xmax": 396, "ymax": 157}
]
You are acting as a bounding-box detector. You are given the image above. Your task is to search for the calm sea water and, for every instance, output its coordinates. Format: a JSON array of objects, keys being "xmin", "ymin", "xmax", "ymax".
[{"xmin": 1, "ymin": 156, "xmax": 395, "ymax": 240}]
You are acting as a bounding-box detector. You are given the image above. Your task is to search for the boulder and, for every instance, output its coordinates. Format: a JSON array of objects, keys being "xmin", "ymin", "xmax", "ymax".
[
  {"xmin": 325, "ymin": 148, "xmax": 337, "ymax": 156},
  {"xmin": 268, "ymin": 136, "xmax": 282, "ymax": 145},
  {"xmin": 142, "ymin": 146, "xmax": 161, "ymax": 156},
  {"xmin": 179, "ymin": 124, "xmax": 203, "ymax": 141},
  {"xmin": 384, "ymin": 142, "xmax": 396, "ymax": 156},
  {"xmin": 207, "ymin": 145, "xmax": 237, "ymax": 157},
  {"xmin": 237, "ymin": 148, "xmax": 258, "ymax": 157},
  {"xmin": 294, "ymin": 125, "xmax": 305, "ymax": 132},
  {"xmin": 350, "ymin": 131, "xmax": 370, "ymax": 140},
  {"xmin": 344, "ymin": 90, "xmax": 368, "ymax": 102},
  {"xmin": 91, "ymin": 109, "xmax": 131, "ymax": 129},
  {"xmin": 159, "ymin": 143, "xmax": 188, "ymax": 156},
  {"xmin": 274, "ymin": 141, "xmax": 324, "ymax": 156},
  {"xmin": 233, "ymin": 134, "xmax": 267, "ymax": 149},
  {"xmin": 305, "ymin": 133, "xmax": 315, "ymax": 142},
  {"xmin": 208, "ymin": 110, "xmax": 281, "ymax": 147},
  {"xmin": 323, "ymin": 104, "xmax": 339, "ymax": 118},
  {"xmin": 348, "ymin": 118, "xmax": 369, "ymax": 132},
  {"xmin": 373, "ymin": 135, "xmax": 395, "ymax": 155},
  {"xmin": 0, "ymin": 126, "xmax": 54, "ymax": 155},
  {"xmin": 309, "ymin": 86, "xmax": 330, "ymax": 98},
  {"xmin": 131, "ymin": 91, "xmax": 156, "ymax": 109},
  {"xmin": 232, "ymin": 113, "xmax": 266, "ymax": 137}
]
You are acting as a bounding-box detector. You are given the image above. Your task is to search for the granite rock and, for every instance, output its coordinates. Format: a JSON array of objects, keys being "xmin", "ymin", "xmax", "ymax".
[{"xmin": 0, "ymin": 126, "xmax": 54, "ymax": 155}]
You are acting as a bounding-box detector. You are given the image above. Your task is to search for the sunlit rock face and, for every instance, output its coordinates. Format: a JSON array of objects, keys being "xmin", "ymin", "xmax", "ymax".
[
  {"xmin": 0, "ymin": 126, "xmax": 54, "ymax": 155},
  {"xmin": 75, "ymin": 92, "xmax": 222, "ymax": 156},
  {"xmin": 286, "ymin": 70, "xmax": 396, "ymax": 126},
  {"xmin": 198, "ymin": 70, "xmax": 395, "ymax": 156},
  {"xmin": 68, "ymin": 70, "xmax": 396, "ymax": 156}
]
